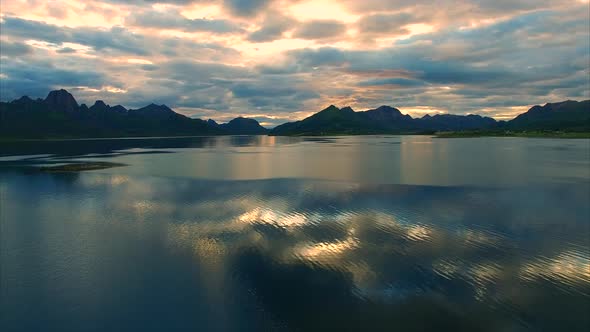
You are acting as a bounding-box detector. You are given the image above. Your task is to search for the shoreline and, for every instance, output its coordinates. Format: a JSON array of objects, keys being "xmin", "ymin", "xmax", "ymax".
[
  {"xmin": 434, "ymin": 131, "xmax": 590, "ymax": 139},
  {"xmin": 1, "ymin": 132, "xmax": 590, "ymax": 142}
]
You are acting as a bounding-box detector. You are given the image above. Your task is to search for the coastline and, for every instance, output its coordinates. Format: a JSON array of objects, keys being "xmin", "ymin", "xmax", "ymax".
[
  {"xmin": 2, "ymin": 131, "xmax": 590, "ymax": 141},
  {"xmin": 434, "ymin": 131, "xmax": 590, "ymax": 139}
]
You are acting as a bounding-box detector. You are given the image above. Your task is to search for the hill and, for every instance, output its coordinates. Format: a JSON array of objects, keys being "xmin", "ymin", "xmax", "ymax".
[{"xmin": 208, "ymin": 117, "xmax": 268, "ymax": 135}]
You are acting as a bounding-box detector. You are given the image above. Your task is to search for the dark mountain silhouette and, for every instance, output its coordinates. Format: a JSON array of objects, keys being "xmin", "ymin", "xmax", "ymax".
[
  {"xmin": 507, "ymin": 100, "xmax": 590, "ymax": 131},
  {"xmin": 88, "ymin": 100, "xmax": 110, "ymax": 112},
  {"xmin": 44, "ymin": 89, "xmax": 79, "ymax": 113},
  {"xmin": 270, "ymin": 101, "xmax": 589, "ymax": 135},
  {"xmin": 1, "ymin": 89, "xmax": 588, "ymax": 138},
  {"xmin": 0, "ymin": 89, "xmax": 268, "ymax": 138},
  {"xmin": 216, "ymin": 117, "xmax": 268, "ymax": 134},
  {"xmin": 270, "ymin": 105, "xmax": 368, "ymax": 135},
  {"xmin": 270, "ymin": 105, "xmax": 498, "ymax": 135},
  {"xmin": 418, "ymin": 114, "xmax": 498, "ymax": 131}
]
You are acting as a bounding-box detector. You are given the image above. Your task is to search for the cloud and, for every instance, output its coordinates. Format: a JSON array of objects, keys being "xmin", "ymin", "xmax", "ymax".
[
  {"xmin": 357, "ymin": 78, "xmax": 427, "ymax": 87},
  {"xmin": 353, "ymin": 12, "xmax": 417, "ymax": 43},
  {"xmin": 287, "ymin": 9, "xmax": 588, "ymax": 85},
  {"xmin": 0, "ymin": 15, "xmax": 242, "ymax": 60},
  {"xmin": 0, "ymin": 58, "xmax": 108, "ymax": 100},
  {"xmin": 101, "ymin": 0, "xmax": 215, "ymax": 4},
  {"xmin": 339, "ymin": 0, "xmax": 574, "ymax": 15},
  {"xmin": 1, "ymin": 16, "xmax": 150, "ymax": 55},
  {"xmin": 247, "ymin": 11, "xmax": 296, "ymax": 42},
  {"xmin": 356, "ymin": 12, "xmax": 416, "ymax": 35},
  {"xmin": 293, "ymin": 20, "xmax": 348, "ymax": 40},
  {"xmin": 126, "ymin": 9, "xmax": 244, "ymax": 34},
  {"xmin": 223, "ymin": 0, "xmax": 271, "ymax": 17},
  {"xmin": 287, "ymin": 47, "xmax": 347, "ymax": 67},
  {"xmin": 0, "ymin": 41, "xmax": 34, "ymax": 57},
  {"xmin": 278, "ymin": 7, "xmax": 589, "ymax": 113},
  {"xmin": 56, "ymin": 47, "xmax": 77, "ymax": 54},
  {"xmin": 46, "ymin": 2, "xmax": 69, "ymax": 19},
  {"xmin": 0, "ymin": 0, "xmax": 588, "ymax": 122},
  {"xmin": 157, "ymin": 59, "xmax": 251, "ymax": 82},
  {"xmin": 141, "ymin": 64, "xmax": 159, "ymax": 71},
  {"xmin": 230, "ymin": 79, "xmax": 319, "ymax": 101}
]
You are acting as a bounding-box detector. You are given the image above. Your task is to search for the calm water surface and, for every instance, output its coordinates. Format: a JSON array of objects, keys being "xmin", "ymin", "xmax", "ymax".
[{"xmin": 1, "ymin": 136, "xmax": 589, "ymax": 331}]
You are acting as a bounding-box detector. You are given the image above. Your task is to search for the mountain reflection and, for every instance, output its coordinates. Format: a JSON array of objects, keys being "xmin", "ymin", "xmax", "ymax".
[
  {"xmin": 2, "ymin": 136, "xmax": 589, "ymax": 187},
  {"xmin": 2, "ymin": 172, "xmax": 589, "ymax": 331},
  {"xmin": 0, "ymin": 135, "xmax": 286, "ymax": 158}
]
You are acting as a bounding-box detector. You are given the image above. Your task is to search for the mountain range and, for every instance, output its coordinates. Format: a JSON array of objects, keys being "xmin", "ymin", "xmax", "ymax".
[
  {"xmin": 270, "ymin": 101, "xmax": 590, "ymax": 136},
  {"xmin": 0, "ymin": 89, "xmax": 268, "ymax": 138},
  {"xmin": 1, "ymin": 89, "xmax": 588, "ymax": 138}
]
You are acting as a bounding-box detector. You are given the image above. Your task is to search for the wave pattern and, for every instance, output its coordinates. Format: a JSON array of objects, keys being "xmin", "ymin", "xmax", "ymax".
[{"xmin": 1, "ymin": 173, "xmax": 589, "ymax": 331}]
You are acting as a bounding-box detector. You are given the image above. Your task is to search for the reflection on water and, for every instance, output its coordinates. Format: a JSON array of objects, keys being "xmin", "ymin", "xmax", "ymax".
[
  {"xmin": 0, "ymin": 135, "xmax": 279, "ymax": 157},
  {"xmin": 1, "ymin": 171, "xmax": 589, "ymax": 331},
  {"xmin": 1, "ymin": 136, "xmax": 590, "ymax": 187}
]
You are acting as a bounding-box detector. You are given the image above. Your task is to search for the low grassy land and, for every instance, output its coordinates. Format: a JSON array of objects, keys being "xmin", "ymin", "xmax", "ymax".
[{"xmin": 435, "ymin": 131, "xmax": 590, "ymax": 138}]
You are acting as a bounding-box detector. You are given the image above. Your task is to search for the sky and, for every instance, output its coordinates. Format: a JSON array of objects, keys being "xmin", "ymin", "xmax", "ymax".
[{"xmin": 0, "ymin": 0, "xmax": 589, "ymax": 126}]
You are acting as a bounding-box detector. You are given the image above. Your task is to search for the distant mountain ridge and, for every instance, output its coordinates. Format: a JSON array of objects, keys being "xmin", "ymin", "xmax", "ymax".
[
  {"xmin": 0, "ymin": 89, "xmax": 268, "ymax": 138},
  {"xmin": 270, "ymin": 101, "xmax": 590, "ymax": 136},
  {"xmin": 1, "ymin": 89, "xmax": 588, "ymax": 138},
  {"xmin": 270, "ymin": 104, "xmax": 499, "ymax": 135}
]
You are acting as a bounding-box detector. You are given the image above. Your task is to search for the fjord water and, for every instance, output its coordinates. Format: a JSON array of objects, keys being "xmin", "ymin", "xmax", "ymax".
[{"xmin": 1, "ymin": 136, "xmax": 589, "ymax": 331}]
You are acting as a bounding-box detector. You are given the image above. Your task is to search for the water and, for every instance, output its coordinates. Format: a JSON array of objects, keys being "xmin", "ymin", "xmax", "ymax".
[{"xmin": 1, "ymin": 136, "xmax": 589, "ymax": 331}]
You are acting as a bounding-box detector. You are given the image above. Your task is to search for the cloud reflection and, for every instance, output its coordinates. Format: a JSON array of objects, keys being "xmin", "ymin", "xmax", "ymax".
[{"xmin": 2, "ymin": 171, "xmax": 589, "ymax": 330}]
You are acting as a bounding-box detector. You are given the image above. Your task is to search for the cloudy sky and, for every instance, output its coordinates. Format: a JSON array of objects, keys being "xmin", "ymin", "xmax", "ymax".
[{"xmin": 1, "ymin": 0, "xmax": 589, "ymax": 126}]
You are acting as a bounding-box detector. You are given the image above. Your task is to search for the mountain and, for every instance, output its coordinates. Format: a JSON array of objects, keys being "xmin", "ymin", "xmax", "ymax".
[
  {"xmin": 2, "ymin": 90, "xmax": 587, "ymax": 138},
  {"xmin": 0, "ymin": 90, "xmax": 267, "ymax": 138},
  {"xmin": 45, "ymin": 89, "xmax": 79, "ymax": 113},
  {"xmin": 270, "ymin": 105, "xmax": 370, "ymax": 135},
  {"xmin": 270, "ymin": 101, "xmax": 589, "ymax": 136},
  {"xmin": 270, "ymin": 105, "xmax": 499, "ymax": 135},
  {"xmin": 218, "ymin": 117, "xmax": 268, "ymax": 135},
  {"xmin": 418, "ymin": 114, "xmax": 498, "ymax": 131},
  {"xmin": 507, "ymin": 100, "xmax": 590, "ymax": 131}
]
